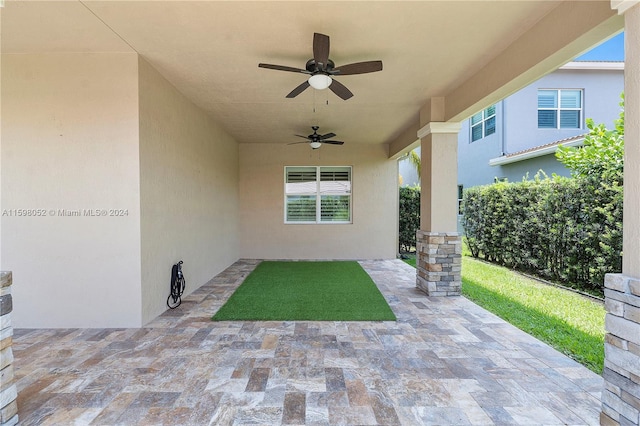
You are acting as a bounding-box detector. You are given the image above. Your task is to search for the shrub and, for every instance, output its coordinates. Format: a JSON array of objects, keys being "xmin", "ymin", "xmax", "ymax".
[
  {"xmin": 556, "ymin": 94, "xmax": 624, "ymax": 183},
  {"xmin": 399, "ymin": 186, "xmax": 420, "ymax": 253},
  {"xmin": 462, "ymin": 175, "xmax": 622, "ymax": 294}
]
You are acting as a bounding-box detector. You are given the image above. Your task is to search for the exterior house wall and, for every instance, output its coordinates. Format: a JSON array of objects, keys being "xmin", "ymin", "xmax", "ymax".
[
  {"xmin": 239, "ymin": 143, "xmax": 397, "ymax": 260},
  {"xmin": 503, "ymin": 68, "xmax": 624, "ymax": 154},
  {"xmin": 1, "ymin": 53, "xmax": 143, "ymax": 327},
  {"xmin": 457, "ymin": 102, "xmax": 505, "ymax": 187},
  {"xmin": 500, "ymin": 154, "xmax": 571, "ymax": 182},
  {"xmin": 138, "ymin": 58, "xmax": 240, "ymax": 324}
]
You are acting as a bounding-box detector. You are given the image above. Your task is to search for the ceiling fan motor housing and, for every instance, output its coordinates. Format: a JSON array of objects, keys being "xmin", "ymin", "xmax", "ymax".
[{"xmin": 305, "ymin": 59, "xmax": 335, "ymax": 74}]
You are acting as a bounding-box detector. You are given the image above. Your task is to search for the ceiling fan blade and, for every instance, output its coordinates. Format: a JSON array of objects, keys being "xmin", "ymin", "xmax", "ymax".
[
  {"xmin": 319, "ymin": 132, "xmax": 336, "ymax": 140},
  {"xmin": 259, "ymin": 63, "xmax": 309, "ymax": 74},
  {"xmin": 313, "ymin": 33, "xmax": 330, "ymax": 70},
  {"xmin": 321, "ymin": 140, "xmax": 344, "ymax": 145},
  {"xmin": 328, "ymin": 79, "xmax": 354, "ymax": 100},
  {"xmin": 286, "ymin": 81, "xmax": 311, "ymax": 98},
  {"xmin": 287, "ymin": 141, "xmax": 309, "ymax": 145},
  {"xmin": 294, "ymin": 134, "xmax": 311, "ymax": 139},
  {"xmin": 333, "ymin": 60, "xmax": 383, "ymax": 75}
]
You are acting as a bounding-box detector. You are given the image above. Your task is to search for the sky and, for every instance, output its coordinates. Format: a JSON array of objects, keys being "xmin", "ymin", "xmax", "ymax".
[{"xmin": 575, "ymin": 32, "xmax": 624, "ymax": 61}]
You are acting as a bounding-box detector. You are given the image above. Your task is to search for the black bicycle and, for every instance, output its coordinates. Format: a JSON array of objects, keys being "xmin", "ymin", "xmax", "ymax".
[{"xmin": 167, "ymin": 260, "xmax": 186, "ymax": 309}]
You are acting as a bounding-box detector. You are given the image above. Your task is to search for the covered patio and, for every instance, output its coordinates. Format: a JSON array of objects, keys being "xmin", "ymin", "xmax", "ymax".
[
  {"xmin": 13, "ymin": 259, "xmax": 602, "ymax": 425},
  {"xmin": 3, "ymin": 1, "xmax": 640, "ymax": 424}
]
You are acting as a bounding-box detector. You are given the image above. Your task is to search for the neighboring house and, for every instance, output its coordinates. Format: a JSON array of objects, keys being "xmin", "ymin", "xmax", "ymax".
[
  {"xmin": 457, "ymin": 61, "xmax": 624, "ymax": 190},
  {"xmin": 458, "ymin": 32, "xmax": 625, "ymax": 190}
]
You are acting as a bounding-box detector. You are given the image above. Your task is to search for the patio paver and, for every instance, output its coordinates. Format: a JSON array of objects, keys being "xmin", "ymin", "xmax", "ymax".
[{"xmin": 12, "ymin": 259, "xmax": 602, "ymax": 425}]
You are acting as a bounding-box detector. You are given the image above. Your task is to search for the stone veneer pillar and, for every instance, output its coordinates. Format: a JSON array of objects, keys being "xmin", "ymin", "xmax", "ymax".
[
  {"xmin": 415, "ymin": 113, "xmax": 462, "ymax": 296},
  {"xmin": 601, "ymin": 274, "xmax": 640, "ymax": 425},
  {"xmin": 0, "ymin": 272, "xmax": 18, "ymax": 426},
  {"xmin": 416, "ymin": 231, "xmax": 462, "ymax": 296}
]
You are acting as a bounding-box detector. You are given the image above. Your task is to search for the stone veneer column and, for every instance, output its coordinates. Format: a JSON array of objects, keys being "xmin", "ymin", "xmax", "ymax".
[
  {"xmin": 416, "ymin": 231, "xmax": 462, "ymax": 296},
  {"xmin": 416, "ymin": 118, "xmax": 462, "ymax": 296},
  {"xmin": 0, "ymin": 272, "xmax": 17, "ymax": 426},
  {"xmin": 601, "ymin": 274, "xmax": 640, "ymax": 425}
]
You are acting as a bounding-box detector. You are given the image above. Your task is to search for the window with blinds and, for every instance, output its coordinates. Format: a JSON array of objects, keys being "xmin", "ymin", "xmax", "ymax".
[
  {"xmin": 470, "ymin": 104, "xmax": 496, "ymax": 142},
  {"xmin": 285, "ymin": 166, "xmax": 351, "ymax": 223},
  {"xmin": 538, "ymin": 89, "xmax": 582, "ymax": 129}
]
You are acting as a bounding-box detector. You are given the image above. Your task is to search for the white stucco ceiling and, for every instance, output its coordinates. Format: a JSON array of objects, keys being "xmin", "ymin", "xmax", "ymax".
[{"xmin": 0, "ymin": 1, "xmax": 623, "ymax": 148}]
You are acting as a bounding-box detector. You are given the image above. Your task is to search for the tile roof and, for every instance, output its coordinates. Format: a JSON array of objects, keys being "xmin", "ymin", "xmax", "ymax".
[{"xmin": 504, "ymin": 134, "xmax": 587, "ymax": 158}]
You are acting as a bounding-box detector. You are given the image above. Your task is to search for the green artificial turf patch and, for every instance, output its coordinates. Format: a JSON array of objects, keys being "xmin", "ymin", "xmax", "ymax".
[{"xmin": 212, "ymin": 261, "xmax": 396, "ymax": 321}]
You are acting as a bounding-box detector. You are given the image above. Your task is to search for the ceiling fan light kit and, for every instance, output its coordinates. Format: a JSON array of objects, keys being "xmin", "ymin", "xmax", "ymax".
[{"xmin": 308, "ymin": 74, "xmax": 332, "ymax": 90}]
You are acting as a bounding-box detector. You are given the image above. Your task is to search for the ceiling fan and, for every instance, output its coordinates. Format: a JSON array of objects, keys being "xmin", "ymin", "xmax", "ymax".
[
  {"xmin": 288, "ymin": 126, "xmax": 344, "ymax": 149},
  {"xmin": 259, "ymin": 32, "xmax": 383, "ymax": 100}
]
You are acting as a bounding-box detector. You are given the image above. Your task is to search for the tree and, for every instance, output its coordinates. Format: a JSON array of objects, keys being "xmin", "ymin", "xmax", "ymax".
[
  {"xmin": 556, "ymin": 94, "xmax": 624, "ymax": 183},
  {"xmin": 408, "ymin": 149, "xmax": 421, "ymax": 179},
  {"xmin": 399, "ymin": 148, "xmax": 421, "ymax": 188}
]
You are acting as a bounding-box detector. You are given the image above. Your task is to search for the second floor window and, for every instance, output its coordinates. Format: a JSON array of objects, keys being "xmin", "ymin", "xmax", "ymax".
[
  {"xmin": 538, "ymin": 89, "xmax": 582, "ymax": 129},
  {"xmin": 471, "ymin": 105, "xmax": 496, "ymax": 142}
]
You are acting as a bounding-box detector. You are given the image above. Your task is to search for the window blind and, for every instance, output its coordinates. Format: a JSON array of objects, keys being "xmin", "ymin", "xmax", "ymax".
[
  {"xmin": 285, "ymin": 166, "xmax": 351, "ymax": 223},
  {"xmin": 538, "ymin": 89, "xmax": 582, "ymax": 129}
]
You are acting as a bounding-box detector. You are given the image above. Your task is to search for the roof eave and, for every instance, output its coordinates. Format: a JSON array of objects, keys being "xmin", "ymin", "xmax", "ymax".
[
  {"xmin": 560, "ymin": 61, "xmax": 624, "ymax": 70},
  {"xmin": 489, "ymin": 138, "xmax": 584, "ymax": 166}
]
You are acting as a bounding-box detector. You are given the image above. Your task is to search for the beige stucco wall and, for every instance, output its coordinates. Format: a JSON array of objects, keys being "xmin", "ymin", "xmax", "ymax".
[
  {"xmin": 1, "ymin": 53, "xmax": 142, "ymax": 327},
  {"xmin": 420, "ymin": 131, "xmax": 459, "ymax": 233},
  {"xmin": 239, "ymin": 143, "xmax": 397, "ymax": 259},
  {"xmin": 138, "ymin": 58, "xmax": 239, "ymax": 324}
]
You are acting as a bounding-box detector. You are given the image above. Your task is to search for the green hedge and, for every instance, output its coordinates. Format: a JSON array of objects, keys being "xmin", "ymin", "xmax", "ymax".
[
  {"xmin": 399, "ymin": 186, "xmax": 420, "ymax": 253},
  {"xmin": 462, "ymin": 175, "xmax": 622, "ymax": 294}
]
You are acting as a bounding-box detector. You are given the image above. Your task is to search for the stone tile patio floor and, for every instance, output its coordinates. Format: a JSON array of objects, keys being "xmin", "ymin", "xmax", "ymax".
[{"xmin": 13, "ymin": 259, "xmax": 603, "ymax": 425}]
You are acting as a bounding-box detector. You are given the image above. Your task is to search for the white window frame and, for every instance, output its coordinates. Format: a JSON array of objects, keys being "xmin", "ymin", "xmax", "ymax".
[
  {"xmin": 470, "ymin": 105, "xmax": 496, "ymax": 142},
  {"xmin": 457, "ymin": 185, "xmax": 464, "ymax": 215},
  {"xmin": 537, "ymin": 89, "xmax": 583, "ymax": 129},
  {"xmin": 284, "ymin": 166, "xmax": 352, "ymax": 224}
]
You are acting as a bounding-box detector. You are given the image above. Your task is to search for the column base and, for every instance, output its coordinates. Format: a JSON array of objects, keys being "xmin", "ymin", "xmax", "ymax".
[
  {"xmin": 601, "ymin": 273, "xmax": 640, "ymax": 425},
  {"xmin": 415, "ymin": 231, "xmax": 461, "ymax": 296},
  {"xmin": 0, "ymin": 272, "xmax": 17, "ymax": 426}
]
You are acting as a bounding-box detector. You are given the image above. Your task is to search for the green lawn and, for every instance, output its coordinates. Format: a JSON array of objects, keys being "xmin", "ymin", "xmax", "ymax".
[
  {"xmin": 403, "ymin": 257, "xmax": 416, "ymax": 268},
  {"xmin": 212, "ymin": 261, "xmax": 396, "ymax": 321},
  {"xmin": 403, "ymin": 255, "xmax": 605, "ymax": 373}
]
